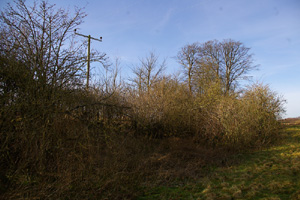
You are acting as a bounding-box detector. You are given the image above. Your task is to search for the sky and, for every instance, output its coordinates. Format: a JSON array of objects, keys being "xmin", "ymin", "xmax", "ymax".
[{"xmin": 0, "ymin": 0, "xmax": 299, "ymax": 118}]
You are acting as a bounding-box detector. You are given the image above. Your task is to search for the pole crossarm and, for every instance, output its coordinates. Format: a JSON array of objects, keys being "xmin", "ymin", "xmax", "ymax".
[
  {"xmin": 74, "ymin": 29, "xmax": 102, "ymax": 89},
  {"xmin": 75, "ymin": 32, "xmax": 102, "ymax": 42}
]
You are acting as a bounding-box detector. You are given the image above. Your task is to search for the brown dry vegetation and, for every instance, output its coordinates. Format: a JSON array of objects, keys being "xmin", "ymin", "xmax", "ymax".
[
  {"xmin": 281, "ymin": 117, "xmax": 300, "ymax": 125},
  {"xmin": 0, "ymin": 79, "xmax": 286, "ymax": 199},
  {"xmin": 0, "ymin": 1, "xmax": 288, "ymax": 199}
]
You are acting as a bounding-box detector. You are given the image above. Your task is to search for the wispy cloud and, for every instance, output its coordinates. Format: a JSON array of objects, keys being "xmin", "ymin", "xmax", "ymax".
[{"xmin": 153, "ymin": 8, "xmax": 175, "ymax": 33}]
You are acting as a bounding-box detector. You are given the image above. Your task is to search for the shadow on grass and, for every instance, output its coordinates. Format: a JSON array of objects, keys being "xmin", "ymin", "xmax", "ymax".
[{"xmin": 138, "ymin": 125, "xmax": 300, "ymax": 200}]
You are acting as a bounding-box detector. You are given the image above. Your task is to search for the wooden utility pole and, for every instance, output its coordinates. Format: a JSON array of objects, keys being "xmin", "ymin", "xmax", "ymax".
[{"xmin": 74, "ymin": 29, "xmax": 102, "ymax": 89}]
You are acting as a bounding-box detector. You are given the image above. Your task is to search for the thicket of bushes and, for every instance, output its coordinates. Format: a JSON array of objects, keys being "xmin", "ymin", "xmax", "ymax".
[
  {"xmin": 129, "ymin": 78, "xmax": 284, "ymax": 148},
  {"xmin": 0, "ymin": 1, "xmax": 285, "ymax": 199}
]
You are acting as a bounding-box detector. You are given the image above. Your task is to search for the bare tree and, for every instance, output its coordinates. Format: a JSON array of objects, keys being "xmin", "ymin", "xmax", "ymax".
[
  {"xmin": 99, "ymin": 57, "xmax": 123, "ymax": 94},
  {"xmin": 0, "ymin": 0, "xmax": 108, "ymax": 90},
  {"xmin": 193, "ymin": 40, "xmax": 222, "ymax": 94},
  {"xmin": 192, "ymin": 39, "xmax": 257, "ymax": 95},
  {"xmin": 131, "ymin": 52, "xmax": 166, "ymax": 94},
  {"xmin": 220, "ymin": 39, "xmax": 257, "ymax": 95},
  {"xmin": 176, "ymin": 42, "xmax": 199, "ymax": 95},
  {"xmin": 131, "ymin": 62, "xmax": 145, "ymax": 94},
  {"xmin": 200, "ymin": 40, "xmax": 222, "ymax": 79},
  {"xmin": 0, "ymin": 0, "xmax": 112, "ymax": 135}
]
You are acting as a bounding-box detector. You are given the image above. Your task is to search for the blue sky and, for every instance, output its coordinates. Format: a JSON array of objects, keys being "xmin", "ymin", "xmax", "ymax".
[{"xmin": 1, "ymin": 0, "xmax": 299, "ymax": 118}]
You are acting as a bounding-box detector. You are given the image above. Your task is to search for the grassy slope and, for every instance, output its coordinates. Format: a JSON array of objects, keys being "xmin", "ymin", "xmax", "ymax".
[{"xmin": 138, "ymin": 125, "xmax": 300, "ymax": 200}]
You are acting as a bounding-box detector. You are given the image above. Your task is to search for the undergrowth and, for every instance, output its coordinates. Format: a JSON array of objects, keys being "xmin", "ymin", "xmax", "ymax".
[
  {"xmin": 138, "ymin": 125, "xmax": 300, "ymax": 200},
  {"xmin": 1, "ymin": 125, "xmax": 299, "ymax": 199}
]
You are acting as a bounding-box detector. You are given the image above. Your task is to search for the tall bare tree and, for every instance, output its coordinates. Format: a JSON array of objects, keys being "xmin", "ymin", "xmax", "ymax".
[
  {"xmin": 131, "ymin": 52, "xmax": 166, "ymax": 94},
  {"xmin": 220, "ymin": 39, "xmax": 257, "ymax": 94},
  {"xmin": 193, "ymin": 40, "xmax": 222, "ymax": 94},
  {"xmin": 200, "ymin": 40, "xmax": 222, "ymax": 80},
  {"xmin": 0, "ymin": 0, "xmax": 108, "ymax": 90},
  {"xmin": 0, "ymin": 0, "xmax": 111, "ymax": 136},
  {"xmin": 176, "ymin": 42, "xmax": 199, "ymax": 95},
  {"xmin": 191, "ymin": 39, "xmax": 257, "ymax": 95}
]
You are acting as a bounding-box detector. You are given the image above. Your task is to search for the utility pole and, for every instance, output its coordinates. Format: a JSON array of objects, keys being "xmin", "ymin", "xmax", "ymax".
[{"xmin": 74, "ymin": 29, "xmax": 102, "ymax": 89}]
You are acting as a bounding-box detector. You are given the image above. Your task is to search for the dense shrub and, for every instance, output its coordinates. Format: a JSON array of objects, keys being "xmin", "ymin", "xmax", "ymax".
[
  {"xmin": 128, "ymin": 78, "xmax": 285, "ymax": 150},
  {"xmin": 0, "ymin": 2, "xmax": 287, "ymax": 199},
  {"xmin": 191, "ymin": 83, "xmax": 285, "ymax": 150},
  {"xmin": 0, "ymin": 54, "xmax": 285, "ymax": 199},
  {"xmin": 129, "ymin": 76, "xmax": 193, "ymax": 138}
]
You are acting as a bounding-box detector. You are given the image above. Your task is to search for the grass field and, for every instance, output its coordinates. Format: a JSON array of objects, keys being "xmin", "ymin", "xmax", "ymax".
[
  {"xmin": 137, "ymin": 125, "xmax": 300, "ymax": 200},
  {"xmin": 2, "ymin": 125, "xmax": 299, "ymax": 199}
]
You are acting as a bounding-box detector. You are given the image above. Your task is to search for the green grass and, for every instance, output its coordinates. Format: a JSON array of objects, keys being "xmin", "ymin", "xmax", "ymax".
[{"xmin": 138, "ymin": 125, "xmax": 300, "ymax": 200}]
